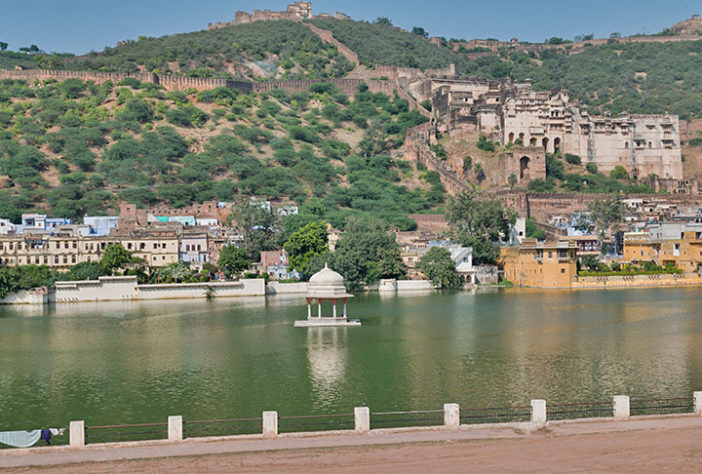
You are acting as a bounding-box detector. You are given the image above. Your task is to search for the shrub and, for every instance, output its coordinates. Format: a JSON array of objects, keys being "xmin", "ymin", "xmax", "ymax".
[
  {"xmin": 585, "ymin": 163, "xmax": 598, "ymax": 174},
  {"xmin": 477, "ymin": 135, "xmax": 496, "ymax": 152},
  {"xmin": 610, "ymin": 165, "xmax": 629, "ymax": 180},
  {"xmin": 565, "ymin": 153, "xmax": 581, "ymax": 165}
]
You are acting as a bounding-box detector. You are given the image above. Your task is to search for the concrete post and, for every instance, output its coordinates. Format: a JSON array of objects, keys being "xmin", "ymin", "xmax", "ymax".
[
  {"xmin": 443, "ymin": 403, "xmax": 460, "ymax": 430},
  {"xmin": 333, "ymin": 303, "xmax": 337, "ymax": 318},
  {"xmin": 262, "ymin": 411, "xmax": 278, "ymax": 438},
  {"xmin": 354, "ymin": 407, "xmax": 370, "ymax": 433},
  {"xmin": 531, "ymin": 399, "xmax": 547, "ymax": 427},
  {"xmin": 694, "ymin": 392, "xmax": 702, "ymax": 416},
  {"xmin": 168, "ymin": 416, "xmax": 183, "ymax": 442},
  {"xmin": 69, "ymin": 420, "xmax": 85, "ymax": 448},
  {"xmin": 613, "ymin": 396, "xmax": 630, "ymax": 421}
]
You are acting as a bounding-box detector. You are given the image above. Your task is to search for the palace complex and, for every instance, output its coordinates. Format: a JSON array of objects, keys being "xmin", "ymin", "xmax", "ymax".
[{"xmin": 428, "ymin": 78, "xmax": 682, "ymax": 180}]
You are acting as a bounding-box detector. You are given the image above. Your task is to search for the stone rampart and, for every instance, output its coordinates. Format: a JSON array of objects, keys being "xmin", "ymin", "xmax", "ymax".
[
  {"xmin": 303, "ymin": 23, "xmax": 359, "ymax": 64},
  {"xmin": 497, "ymin": 190, "xmax": 702, "ymax": 221},
  {"xmin": 0, "ymin": 68, "xmax": 154, "ymax": 84},
  {"xmin": 403, "ymin": 123, "xmax": 470, "ymax": 195},
  {"xmin": 0, "ymin": 69, "xmax": 396, "ymax": 96}
]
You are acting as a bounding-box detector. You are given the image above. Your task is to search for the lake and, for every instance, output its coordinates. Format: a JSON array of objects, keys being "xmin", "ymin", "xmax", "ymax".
[{"xmin": 1, "ymin": 287, "xmax": 701, "ymax": 430}]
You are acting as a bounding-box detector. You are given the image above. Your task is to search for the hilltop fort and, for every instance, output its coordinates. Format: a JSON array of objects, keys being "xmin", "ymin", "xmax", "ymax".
[{"xmin": 208, "ymin": 2, "xmax": 350, "ymax": 30}]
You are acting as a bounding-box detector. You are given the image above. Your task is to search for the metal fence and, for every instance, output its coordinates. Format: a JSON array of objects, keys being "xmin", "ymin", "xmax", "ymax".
[
  {"xmin": 278, "ymin": 413, "xmax": 355, "ymax": 434},
  {"xmin": 370, "ymin": 409, "xmax": 444, "ymax": 429},
  {"xmin": 546, "ymin": 401, "xmax": 613, "ymax": 421},
  {"xmin": 85, "ymin": 422, "xmax": 168, "ymax": 444},
  {"xmin": 630, "ymin": 397, "xmax": 695, "ymax": 417},
  {"xmin": 460, "ymin": 405, "xmax": 532, "ymax": 425},
  {"xmin": 183, "ymin": 417, "xmax": 262, "ymax": 438}
]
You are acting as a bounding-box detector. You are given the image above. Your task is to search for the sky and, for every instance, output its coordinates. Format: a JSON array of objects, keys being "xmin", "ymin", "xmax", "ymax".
[{"xmin": 0, "ymin": 0, "xmax": 700, "ymax": 55}]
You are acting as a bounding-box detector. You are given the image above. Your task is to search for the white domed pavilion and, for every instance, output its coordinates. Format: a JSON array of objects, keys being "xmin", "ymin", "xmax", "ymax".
[{"xmin": 294, "ymin": 264, "xmax": 361, "ymax": 327}]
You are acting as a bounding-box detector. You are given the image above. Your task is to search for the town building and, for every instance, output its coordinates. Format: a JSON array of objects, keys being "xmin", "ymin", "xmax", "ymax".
[
  {"xmin": 83, "ymin": 216, "xmax": 120, "ymax": 237},
  {"xmin": 622, "ymin": 222, "xmax": 702, "ymax": 273},
  {"xmin": 500, "ymin": 239, "xmax": 578, "ymax": 288},
  {"xmin": 0, "ymin": 232, "xmax": 179, "ymax": 270}
]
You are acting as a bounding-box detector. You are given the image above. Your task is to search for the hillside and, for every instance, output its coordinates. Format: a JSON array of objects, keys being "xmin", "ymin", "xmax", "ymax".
[
  {"xmin": 306, "ymin": 19, "xmax": 702, "ymax": 119},
  {"xmin": 35, "ymin": 21, "xmax": 354, "ymax": 81},
  {"xmin": 0, "ymin": 77, "xmax": 438, "ymax": 229},
  {"xmin": 4, "ymin": 16, "xmax": 702, "ymax": 118}
]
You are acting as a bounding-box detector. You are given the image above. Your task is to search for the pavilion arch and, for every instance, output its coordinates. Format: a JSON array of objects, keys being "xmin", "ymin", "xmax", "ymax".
[
  {"xmin": 529, "ymin": 137, "xmax": 537, "ymax": 146},
  {"xmin": 508, "ymin": 132, "xmax": 514, "ymax": 143},
  {"xmin": 553, "ymin": 137, "xmax": 561, "ymax": 153},
  {"xmin": 542, "ymin": 137, "xmax": 549, "ymax": 151},
  {"xmin": 519, "ymin": 132, "xmax": 525, "ymax": 142}
]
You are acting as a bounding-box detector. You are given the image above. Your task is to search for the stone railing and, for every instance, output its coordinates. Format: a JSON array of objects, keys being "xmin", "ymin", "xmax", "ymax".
[{"xmin": 8, "ymin": 392, "xmax": 699, "ymax": 450}]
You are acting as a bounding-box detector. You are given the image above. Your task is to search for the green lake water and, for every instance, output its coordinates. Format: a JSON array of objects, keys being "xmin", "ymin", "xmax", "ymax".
[{"xmin": 1, "ymin": 287, "xmax": 702, "ymax": 430}]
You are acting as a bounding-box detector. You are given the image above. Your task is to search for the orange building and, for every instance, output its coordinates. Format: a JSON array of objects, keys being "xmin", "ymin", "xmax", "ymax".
[
  {"xmin": 500, "ymin": 239, "xmax": 578, "ymax": 288},
  {"xmin": 623, "ymin": 230, "xmax": 702, "ymax": 273}
]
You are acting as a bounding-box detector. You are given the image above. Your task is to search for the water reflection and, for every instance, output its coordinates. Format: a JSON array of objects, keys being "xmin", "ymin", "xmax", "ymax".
[{"xmin": 306, "ymin": 328, "xmax": 348, "ymax": 411}]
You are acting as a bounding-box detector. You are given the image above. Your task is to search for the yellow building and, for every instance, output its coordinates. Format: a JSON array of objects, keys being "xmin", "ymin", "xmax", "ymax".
[
  {"xmin": 623, "ymin": 230, "xmax": 702, "ymax": 273},
  {"xmin": 0, "ymin": 234, "xmax": 179, "ymax": 270},
  {"xmin": 500, "ymin": 239, "xmax": 578, "ymax": 288}
]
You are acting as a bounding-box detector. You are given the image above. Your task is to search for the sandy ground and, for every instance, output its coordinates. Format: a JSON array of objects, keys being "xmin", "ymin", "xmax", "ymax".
[{"xmin": 3, "ymin": 417, "xmax": 702, "ymax": 473}]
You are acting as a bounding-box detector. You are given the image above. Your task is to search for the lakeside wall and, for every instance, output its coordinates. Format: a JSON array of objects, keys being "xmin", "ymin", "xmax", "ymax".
[
  {"xmin": 0, "ymin": 287, "xmax": 51, "ymax": 305},
  {"xmin": 573, "ymin": 273, "xmax": 702, "ymax": 289},
  {"xmin": 53, "ymin": 276, "xmax": 265, "ymax": 303}
]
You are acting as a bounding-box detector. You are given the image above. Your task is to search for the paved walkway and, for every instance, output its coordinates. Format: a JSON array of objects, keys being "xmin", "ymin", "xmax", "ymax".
[{"xmin": 1, "ymin": 415, "xmax": 701, "ymax": 470}]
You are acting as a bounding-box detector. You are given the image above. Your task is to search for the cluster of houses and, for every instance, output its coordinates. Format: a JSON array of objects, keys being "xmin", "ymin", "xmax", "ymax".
[
  {"xmin": 0, "ymin": 200, "xmax": 297, "ymax": 274},
  {"xmin": 501, "ymin": 198, "xmax": 702, "ymax": 288}
]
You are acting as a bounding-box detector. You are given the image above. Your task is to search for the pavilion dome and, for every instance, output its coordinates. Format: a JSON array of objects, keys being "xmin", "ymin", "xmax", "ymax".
[{"xmin": 307, "ymin": 264, "xmax": 352, "ymax": 298}]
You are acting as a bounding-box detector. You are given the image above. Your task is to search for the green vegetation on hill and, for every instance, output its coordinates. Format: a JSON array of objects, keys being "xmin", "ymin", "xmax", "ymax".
[
  {"xmin": 0, "ymin": 77, "xmax": 433, "ymax": 230},
  {"xmin": 308, "ymin": 18, "xmax": 458, "ymax": 70},
  {"xmin": 56, "ymin": 21, "xmax": 353, "ymax": 79}
]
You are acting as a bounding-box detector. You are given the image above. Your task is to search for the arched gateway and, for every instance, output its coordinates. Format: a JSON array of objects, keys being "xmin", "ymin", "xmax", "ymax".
[{"xmin": 294, "ymin": 264, "xmax": 361, "ymax": 327}]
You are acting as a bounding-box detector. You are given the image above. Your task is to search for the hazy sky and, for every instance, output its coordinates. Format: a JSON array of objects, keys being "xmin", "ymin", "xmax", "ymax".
[{"xmin": 1, "ymin": 0, "xmax": 700, "ymax": 54}]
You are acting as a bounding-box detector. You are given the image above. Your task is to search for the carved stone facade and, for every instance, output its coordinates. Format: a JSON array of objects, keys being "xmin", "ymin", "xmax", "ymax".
[{"xmin": 430, "ymin": 78, "xmax": 683, "ymax": 179}]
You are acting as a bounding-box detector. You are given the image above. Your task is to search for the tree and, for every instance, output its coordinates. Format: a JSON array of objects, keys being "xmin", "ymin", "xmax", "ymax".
[
  {"xmin": 447, "ymin": 189, "xmax": 517, "ymax": 264},
  {"xmin": 65, "ymin": 262, "xmax": 102, "ymax": 281},
  {"xmin": 0, "ymin": 42, "xmax": 8, "ymax": 51},
  {"xmin": 374, "ymin": 17, "xmax": 392, "ymax": 26},
  {"xmin": 330, "ymin": 217, "xmax": 406, "ymax": 290},
  {"xmin": 100, "ymin": 243, "xmax": 133, "ymax": 275},
  {"xmin": 610, "ymin": 165, "xmax": 629, "ymax": 180},
  {"xmin": 525, "ymin": 218, "xmax": 546, "ymax": 241},
  {"xmin": 234, "ymin": 202, "xmax": 280, "ymax": 261},
  {"xmin": 411, "ymin": 27, "xmax": 429, "ymax": 38},
  {"xmin": 508, "ymin": 173, "xmax": 517, "ymax": 189},
  {"xmin": 418, "ymin": 247, "xmax": 461, "ymax": 288},
  {"xmin": 284, "ymin": 221, "xmax": 328, "ymax": 277},
  {"xmin": 218, "ymin": 245, "xmax": 251, "ymax": 279},
  {"xmin": 587, "ymin": 196, "xmax": 625, "ymax": 239}
]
